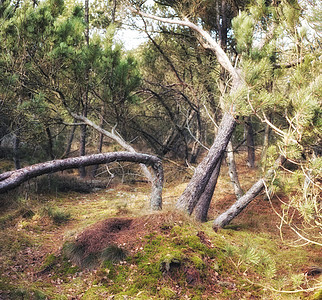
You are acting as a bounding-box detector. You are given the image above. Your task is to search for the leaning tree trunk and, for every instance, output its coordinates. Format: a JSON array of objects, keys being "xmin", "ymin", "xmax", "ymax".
[
  {"xmin": 176, "ymin": 113, "xmax": 236, "ymax": 214},
  {"xmin": 193, "ymin": 154, "xmax": 224, "ymax": 222},
  {"xmin": 212, "ymin": 155, "xmax": 286, "ymax": 229},
  {"xmin": 0, "ymin": 152, "xmax": 164, "ymax": 210}
]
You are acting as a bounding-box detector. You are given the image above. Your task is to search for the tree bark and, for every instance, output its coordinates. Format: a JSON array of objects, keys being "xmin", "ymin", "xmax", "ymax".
[
  {"xmin": 176, "ymin": 113, "xmax": 236, "ymax": 214},
  {"xmin": 0, "ymin": 152, "xmax": 163, "ymax": 210},
  {"xmin": 212, "ymin": 178, "xmax": 265, "ymax": 229},
  {"xmin": 212, "ymin": 155, "xmax": 286, "ymax": 229},
  {"xmin": 46, "ymin": 127, "xmax": 55, "ymax": 160},
  {"xmin": 194, "ymin": 154, "xmax": 224, "ymax": 222},
  {"xmin": 79, "ymin": 123, "xmax": 87, "ymax": 178},
  {"xmin": 13, "ymin": 134, "xmax": 21, "ymax": 170}
]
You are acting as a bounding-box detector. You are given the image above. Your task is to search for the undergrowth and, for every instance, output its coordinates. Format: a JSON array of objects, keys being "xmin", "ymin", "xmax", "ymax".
[{"xmin": 0, "ymin": 178, "xmax": 320, "ymax": 299}]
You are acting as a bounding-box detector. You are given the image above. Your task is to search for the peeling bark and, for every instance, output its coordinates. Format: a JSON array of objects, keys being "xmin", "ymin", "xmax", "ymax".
[{"xmin": 0, "ymin": 152, "xmax": 163, "ymax": 210}]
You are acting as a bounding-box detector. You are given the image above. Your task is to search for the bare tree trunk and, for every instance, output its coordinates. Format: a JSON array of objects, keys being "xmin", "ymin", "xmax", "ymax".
[
  {"xmin": 245, "ymin": 117, "xmax": 255, "ymax": 168},
  {"xmin": 176, "ymin": 113, "xmax": 236, "ymax": 214},
  {"xmin": 62, "ymin": 122, "xmax": 77, "ymax": 158},
  {"xmin": 79, "ymin": 0, "xmax": 89, "ymax": 178},
  {"xmin": 226, "ymin": 140, "xmax": 243, "ymax": 198},
  {"xmin": 46, "ymin": 127, "xmax": 55, "ymax": 160},
  {"xmin": 0, "ymin": 152, "xmax": 163, "ymax": 210},
  {"xmin": 79, "ymin": 123, "xmax": 87, "ymax": 178},
  {"xmin": 194, "ymin": 154, "xmax": 224, "ymax": 222},
  {"xmin": 213, "ymin": 155, "xmax": 286, "ymax": 229},
  {"xmin": 13, "ymin": 134, "xmax": 21, "ymax": 170},
  {"xmin": 92, "ymin": 112, "xmax": 105, "ymax": 177}
]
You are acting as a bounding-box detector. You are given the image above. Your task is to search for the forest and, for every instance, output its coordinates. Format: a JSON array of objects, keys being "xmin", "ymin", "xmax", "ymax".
[{"xmin": 0, "ymin": 0, "xmax": 321, "ymax": 298}]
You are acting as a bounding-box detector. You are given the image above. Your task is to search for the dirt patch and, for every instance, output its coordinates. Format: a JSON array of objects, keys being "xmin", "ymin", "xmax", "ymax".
[{"xmin": 73, "ymin": 212, "xmax": 184, "ymax": 256}]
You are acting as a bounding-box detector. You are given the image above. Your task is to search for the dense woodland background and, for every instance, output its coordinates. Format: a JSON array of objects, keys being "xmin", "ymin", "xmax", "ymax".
[{"xmin": 0, "ymin": 0, "xmax": 321, "ymax": 298}]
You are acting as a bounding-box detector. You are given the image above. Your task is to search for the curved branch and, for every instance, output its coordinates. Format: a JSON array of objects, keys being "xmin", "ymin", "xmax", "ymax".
[
  {"xmin": 0, "ymin": 152, "xmax": 163, "ymax": 210},
  {"xmin": 71, "ymin": 113, "xmax": 155, "ymax": 183},
  {"xmin": 128, "ymin": 7, "xmax": 241, "ymax": 84}
]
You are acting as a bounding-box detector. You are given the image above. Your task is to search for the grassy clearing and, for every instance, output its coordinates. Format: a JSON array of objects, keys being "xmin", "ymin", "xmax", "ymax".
[{"xmin": 0, "ymin": 162, "xmax": 321, "ymax": 299}]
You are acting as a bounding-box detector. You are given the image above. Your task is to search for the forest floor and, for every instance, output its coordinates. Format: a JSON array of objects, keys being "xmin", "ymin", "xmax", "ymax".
[{"xmin": 0, "ymin": 153, "xmax": 321, "ymax": 299}]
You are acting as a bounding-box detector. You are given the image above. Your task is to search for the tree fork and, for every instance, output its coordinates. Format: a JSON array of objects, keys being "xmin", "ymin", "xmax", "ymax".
[
  {"xmin": 0, "ymin": 152, "xmax": 164, "ymax": 210},
  {"xmin": 176, "ymin": 113, "xmax": 236, "ymax": 214}
]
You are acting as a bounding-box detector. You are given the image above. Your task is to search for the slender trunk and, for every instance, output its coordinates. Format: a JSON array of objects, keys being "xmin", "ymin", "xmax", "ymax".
[
  {"xmin": 226, "ymin": 140, "xmax": 243, "ymax": 198},
  {"xmin": 13, "ymin": 134, "xmax": 21, "ymax": 170},
  {"xmin": 176, "ymin": 113, "xmax": 236, "ymax": 214},
  {"xmin": 194, "ymin": 154, "xmax": 224, "ymax": 222},
  {"xmin": 46, "ymin": 127, "xmax": 54, "ymax": 160},
  {"xmin": 92, "ymin": 113, "xmax": 104, "ymax": 177},
  {"xmin": 246, "ymin": 117, "xmax": 255, "ymax": 168},
  {"xmin": 79, "ymin": 0, "xmax": 89, "ymax": 178},
  {"xmin": 79, "ymin": 123, "xmax": 87, "ymax": 178},
  {"xmin": 62, "ymin": 122, "xmax": 77, "ymax": 158},
  {"xmin": 111, "ymin": 0, "xmax": 117, "ymax": 23},
  {"xmin": 0, "ymin": 152, "xmax": 163, "ymax": 210}
]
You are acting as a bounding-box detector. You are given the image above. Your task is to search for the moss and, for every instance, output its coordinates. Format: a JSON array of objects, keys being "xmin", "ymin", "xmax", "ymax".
[
  {"xmin": 190, "ymin": 255, "xmax": 205, "ymax": 270},
  {"xmin": 82, "ymin": 286, "xmax": 110, "ymax": 299},
  {"xmin": 158, "ymin": 287, "xmax": 177, "ymax": 299},
  {"xmin": 42, "ymin": 253, "xmax": 58, "ymax": 269}
]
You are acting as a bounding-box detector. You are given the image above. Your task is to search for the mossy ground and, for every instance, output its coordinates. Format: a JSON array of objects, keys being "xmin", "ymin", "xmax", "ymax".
[{"xmin": 0, "ymin": 157, "xmax": 321, "ymax": 299}]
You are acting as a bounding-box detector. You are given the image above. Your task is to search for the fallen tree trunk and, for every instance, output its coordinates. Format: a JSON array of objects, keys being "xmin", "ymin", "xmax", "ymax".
[
  {"xmin": 213, "ymin": 155, "xmax": 286, "ymax": 229},
  {"xmin": 0, "ymin": 152, "xmax": 163, "ymax": 210}
]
